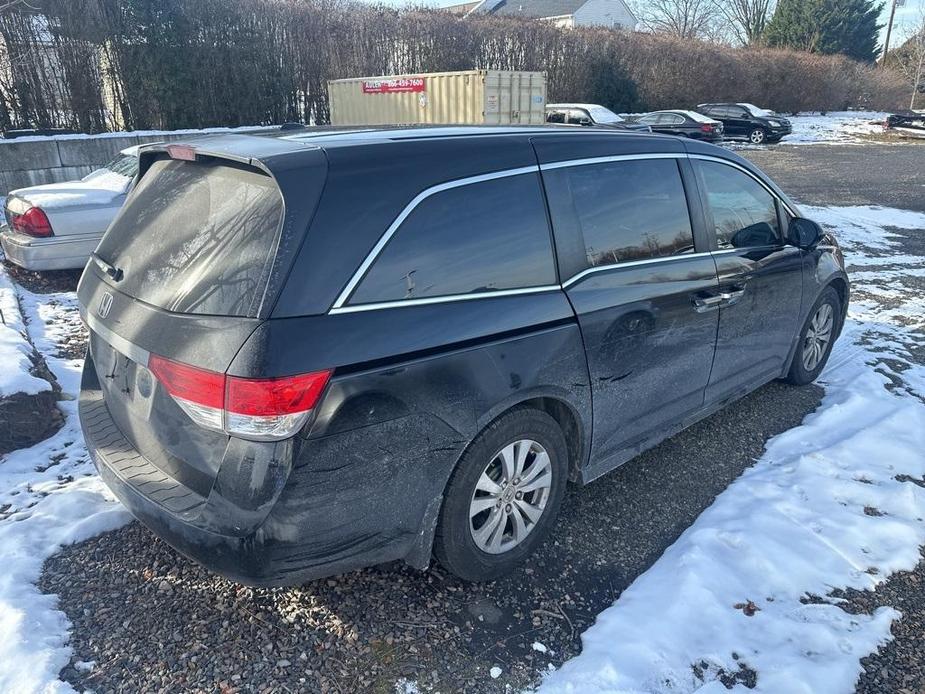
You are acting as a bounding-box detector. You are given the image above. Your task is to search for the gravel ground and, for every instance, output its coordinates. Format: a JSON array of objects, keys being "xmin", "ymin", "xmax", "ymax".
[
  {"xmin": 41, "ymin": 381, "xmax": 821, "ymax": 693},
  {"xmin": 1, "ymin": 258, "xmax": 81, "ymax": 294},
  {"xmin": 741, "ymin": 142, "xmax": 925, "ymax": 213},
  {"xmin": 31, "ymin": 141, "xmax": 925, "ymax": 693}
]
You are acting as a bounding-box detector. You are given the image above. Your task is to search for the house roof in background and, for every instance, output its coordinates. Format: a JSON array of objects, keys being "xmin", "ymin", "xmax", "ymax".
[{"xmin": 482, "ymin": 0, "xmax": 587, "ymax": 17}]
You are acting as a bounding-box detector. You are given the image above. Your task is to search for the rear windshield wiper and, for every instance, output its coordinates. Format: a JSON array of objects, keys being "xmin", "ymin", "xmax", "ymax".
[{"xmin": 91, "ymin": 252, "xmax": 124, "ymax": 282}]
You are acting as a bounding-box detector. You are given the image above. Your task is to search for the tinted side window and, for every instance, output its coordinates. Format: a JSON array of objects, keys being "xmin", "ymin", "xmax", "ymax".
[
  {"xmin": 697, "ymin": 160, "xmax": 781, "ymax": 249},
  {"xmin": 348, "ymin": 173, "xmax": 556, "ymax": 305},
  {"xmin": 543, "ymin": 159, "xmax": 694, "ymax": 271}
]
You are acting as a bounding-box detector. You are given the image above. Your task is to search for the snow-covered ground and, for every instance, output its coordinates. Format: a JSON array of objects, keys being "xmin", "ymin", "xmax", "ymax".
[
  {"xmin": 784, "ymin": 112, "xmax": 889, "ymax": 145},
  {"xmin": 0, "ymin": 285, "xmax": 129, "ymax": 693},
  {"xmin": 0, "ymin": 271, "xmax": 51, "ymax": 398},
  {"xmin": 1, "ymin": 204, "xmax": 924, "ymax": 693},
  {"xmin": 538, "ymin": 205, "xmax": 925, "ymax": 694}
]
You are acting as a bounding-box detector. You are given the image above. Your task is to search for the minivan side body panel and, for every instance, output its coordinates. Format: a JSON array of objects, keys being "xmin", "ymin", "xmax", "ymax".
[{"xmin": 533, "ymin": 135, "xmax": 721, "ymax": 481}]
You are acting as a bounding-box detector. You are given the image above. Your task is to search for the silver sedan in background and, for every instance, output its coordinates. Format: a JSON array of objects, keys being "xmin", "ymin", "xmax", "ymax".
[{"xmin": 1, "ymin": 146, "xmax": 138, "ymax": 271}]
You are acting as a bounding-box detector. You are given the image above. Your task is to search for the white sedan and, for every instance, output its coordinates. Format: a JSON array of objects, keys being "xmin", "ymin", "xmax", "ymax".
[{"xmin": 1, "ymin": 146, "xmax": 138, "ymax": 271}]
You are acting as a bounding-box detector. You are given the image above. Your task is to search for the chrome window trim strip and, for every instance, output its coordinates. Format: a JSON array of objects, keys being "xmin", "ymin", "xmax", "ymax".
[
  {"xmin": 327, "ymin": 152, "xmax": 796, "ymax": 314},
  {"xmin": 82, "ymin": 310, "xmax": 151, "ymax": 366},
  {"xmin": 539, "ymin": 152, "xmax": 684, "ymax": 171},
  {"xmin": 561, "ymin": 251, "xmax": 716, "ymax": 288},
  {"xmin": 328, "ymin": 285, "xmax": 561, "ymax": 315},
  {"xmin": 330, "ymin": 165, "xmax": 541, "ymax": 310}
]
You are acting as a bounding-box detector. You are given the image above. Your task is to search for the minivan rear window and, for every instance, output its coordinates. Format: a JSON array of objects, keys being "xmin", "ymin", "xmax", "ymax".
[{"xmin": 95, "ymin": 158, "xmax": 283, "ymax": 317}]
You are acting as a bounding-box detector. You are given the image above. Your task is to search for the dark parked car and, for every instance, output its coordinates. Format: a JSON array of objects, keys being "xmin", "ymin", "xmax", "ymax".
[
  {"xmin": 633, "ymin": 110, "xmax": 724, "ymax": 142},
  {"xmin": 78, "ymin": 128, "xmax": 848, "ymax": 586},
  {"xmin": 697, "ymin": 103, "xmax": 792, "ymax": 144},
  {"xmin": 546, "ymin": 103, "xmax": 652, "ymax": 132}
]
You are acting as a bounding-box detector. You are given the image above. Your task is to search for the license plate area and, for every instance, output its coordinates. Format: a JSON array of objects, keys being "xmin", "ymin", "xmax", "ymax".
[{"xmin": 90, "ymin": 331, "xmax": 157, "ymax": 423}]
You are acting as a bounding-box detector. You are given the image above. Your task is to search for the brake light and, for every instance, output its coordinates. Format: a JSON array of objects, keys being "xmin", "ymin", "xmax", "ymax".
[
  {"xmin": 148, "ymin": 354, "xmax": 332, "ymax": 440},
  {"xmin": 11, "ymin": 206, "xmax": 54, "ymax": 237},
  {"xmin": 700, "ymin": 124, "xmax": 715, "ymax": 133}
]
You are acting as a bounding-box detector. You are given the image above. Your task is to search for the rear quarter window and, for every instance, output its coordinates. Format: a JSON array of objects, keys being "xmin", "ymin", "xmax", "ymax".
[
  {"xmin": 347, "ymin": 173, "xmax": 556, "ymax": 306},
  {"xmin": 95, "ymin": 158, "xmax": 283, "ymax": 317}
]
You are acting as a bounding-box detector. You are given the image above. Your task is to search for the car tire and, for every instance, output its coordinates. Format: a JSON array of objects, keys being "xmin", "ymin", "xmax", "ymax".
[
  {"xmin": 748, "ymin": 128, "xmax": 767, "ymax": 144},
  {"xmin": 784, "ymin": 287, "xmax": 841, "ymax": 385},
  {"xmin": 433, "ymin": 407, "xmax": 569, "ymax": 582}
]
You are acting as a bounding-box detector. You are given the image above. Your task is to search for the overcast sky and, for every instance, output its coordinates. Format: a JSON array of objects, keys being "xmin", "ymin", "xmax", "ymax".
[{"xmin": 356, "ymin": 0, "xmax": 925, "ymax": 50}]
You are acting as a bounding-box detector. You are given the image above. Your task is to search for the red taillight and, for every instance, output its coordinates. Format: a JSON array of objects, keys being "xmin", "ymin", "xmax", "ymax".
[
  {"xmin": 700, "ymin": 124, "xmax": 714, "ymax": 133},
  {"xmin": 227, "ymin": 372, "xmax": 332, "ymax": 417},
  {"xmin": 148, "ymin": 355, "xmax": 224, "ymax": 409},
  {"xmin": 147, "ymin": 354, "xmax": 332, "ymax": 441},
  {"xmin": 11, "ymin": 206, "xmax": 54, "ymax": 237}
]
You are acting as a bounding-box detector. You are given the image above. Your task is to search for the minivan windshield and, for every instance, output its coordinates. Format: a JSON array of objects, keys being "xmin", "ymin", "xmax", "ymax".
[{"xmin": 95, "ymin": 157, "xmax": 284, "ymax": 317}]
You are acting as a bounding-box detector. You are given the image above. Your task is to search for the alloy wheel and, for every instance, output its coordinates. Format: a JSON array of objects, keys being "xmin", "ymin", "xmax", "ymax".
[
  {"xmin": 468, "ymin": 439, "xmax": 553, "ymax": 555},
  {"xmin": 749, "ymin": 129, "xmax": 766, "ymax": 144},
  {"xmin": 802, "ymin": 303, "xmax": 834, "ymax": 371}
]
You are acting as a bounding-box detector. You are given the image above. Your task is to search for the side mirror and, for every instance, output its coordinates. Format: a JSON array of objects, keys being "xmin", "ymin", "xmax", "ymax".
[
  {"xmin": 788, "ymin": 217, "xmax": 822, "ymax": 249},
  {"xmin": 578, "ymin": 117, "xmax": 592, "ymax": 126}
]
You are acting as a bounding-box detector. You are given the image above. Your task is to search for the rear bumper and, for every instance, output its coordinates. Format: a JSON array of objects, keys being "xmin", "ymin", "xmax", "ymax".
[
  {"xmin": 79, "ymin": 354, "xmax": 458, "ymax": 586},
  {"xmin": 0, "ymin": 226, "xmax": 98, "ymax": 270}
]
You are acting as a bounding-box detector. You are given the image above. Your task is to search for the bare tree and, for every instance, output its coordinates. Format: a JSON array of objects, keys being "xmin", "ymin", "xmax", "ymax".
[
  {"xmin": 635, "ymin": 0, "xmax": 719, "ymax": 40},
  {"xmin": 712, "ymin": 0, "xmax": 774, "ymax": 46},
  {"xmin": 891, "ymin": 10, "xmax": 925, "ymax": 109}
]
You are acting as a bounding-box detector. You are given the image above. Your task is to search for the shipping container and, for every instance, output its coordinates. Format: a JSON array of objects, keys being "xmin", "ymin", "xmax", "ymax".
[{"xmin": 327, "ymin": 70, "xmax": 546, "ymax": 126}]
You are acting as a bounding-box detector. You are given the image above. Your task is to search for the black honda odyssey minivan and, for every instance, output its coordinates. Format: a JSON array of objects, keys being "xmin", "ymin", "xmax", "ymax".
[{"xmin": 78, "ymin": 126, "xmax": 848, "ymax": 585}]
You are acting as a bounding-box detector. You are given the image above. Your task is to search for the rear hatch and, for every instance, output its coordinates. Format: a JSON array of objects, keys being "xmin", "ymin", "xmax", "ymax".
[{"xmin": 79, "ymin": 138, "xmax": 327, "ymax": 499}]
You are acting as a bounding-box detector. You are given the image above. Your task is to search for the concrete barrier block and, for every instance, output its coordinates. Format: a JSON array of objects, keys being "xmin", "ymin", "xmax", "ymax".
[
  {"xmin": 0, "ymin": 140, "xmax": 62, "ymax": 172},
  {"xmin": 0, "ymin": 166, "xmax": 95, "ymax": 196},
  {"xmin": 52, "ymin": 165, "xmax": 96, "ymax": 182},
  {"xmin": 136, "ymin": 133, "xmax": 189, "ymax": 146},
  {"xmin": 56, "ymin": 135, "xmax": 140, "ymax": 168}
]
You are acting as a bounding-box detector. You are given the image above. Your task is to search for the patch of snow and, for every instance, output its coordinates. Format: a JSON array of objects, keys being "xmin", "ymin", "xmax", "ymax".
[
  {"xmin": 394, "ymin": 678, "xmax": 420, "ymax": 693},
  {"xmin": 785, "ymin": 111, "xmax": 888, "ymax": 145},
  {"xmin": 73, "ymin": 660, "xmax": 95, "ymax": 673},
  {"xmin": 490, "ymin": 666, "xmax": 503, "ymax": 679},
  {"xmin": 538, "ymin": 204, "xmax": 925, "ymax": 694},
  {"xmin": 532, "ymin": 641, "xmax": 549, "ymax": 654},
  {"xmin": 11, "ymin": 174, "xmax": 129, "ymax": 209},
  {"xmin": 0, "ymin": 276, "xmax": 130, "ymax": 694},
  {"xmin": 0, "ymin": 269, "xmax": 51, "ymax": 397}
]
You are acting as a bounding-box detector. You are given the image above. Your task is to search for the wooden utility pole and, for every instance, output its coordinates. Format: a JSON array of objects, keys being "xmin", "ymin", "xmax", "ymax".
[{"xmin": 882, "ymin": 0, "xmax": 903, "ymax": 63}]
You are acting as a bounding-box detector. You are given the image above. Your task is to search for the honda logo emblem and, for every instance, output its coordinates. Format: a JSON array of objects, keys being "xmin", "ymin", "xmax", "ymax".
[{"xmin": 97, "ymin": 292, "xmax": 114, "ymax": 319}]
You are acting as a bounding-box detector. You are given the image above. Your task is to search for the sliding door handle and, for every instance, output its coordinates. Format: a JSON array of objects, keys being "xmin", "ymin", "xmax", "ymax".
[
  {"xmin": 692, "ymin": 294, "xmax": 723, "ymax": 312},
  {"xmin": 719, "ymin": 288, "xmax": 747, "ymax": 305}
]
